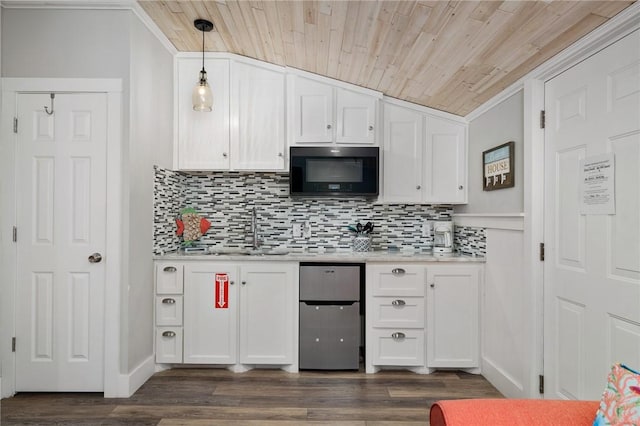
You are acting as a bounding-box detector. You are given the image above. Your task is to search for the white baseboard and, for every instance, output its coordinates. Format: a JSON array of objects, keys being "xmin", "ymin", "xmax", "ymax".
[
  {"xmin": 482, "ymin": 356, "xmax": 529, "ymax": 399},
  {"xmin": 110, "ymin": 355, "xmax": 155, "ymax": 398}
]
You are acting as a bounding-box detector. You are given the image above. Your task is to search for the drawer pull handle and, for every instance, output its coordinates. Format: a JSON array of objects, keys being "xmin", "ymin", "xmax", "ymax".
[
  {"xmin": 391, "ymin": 332, "xmax": 406, "ymax": 340},
  {"xmin": 324, "ymin": 270, "xmax": 335, "ymax": 274},
  {"xmin": 163, "ymin": 266, "xmax": 177, "ymax": 273},
  {"xmin": 391, "ymin": 268, "xmax": 405, "ymax": 275},
  {"xmin": 391, "ymin": 299, "xmax": 406, "ymax": 306},
  {"xmin": 162, "ymin": 331, "xmax": 176, "ymax": 338},
  {"xmin": 162, "ymin": 298, "xmax": 176, "ymax": 304}
]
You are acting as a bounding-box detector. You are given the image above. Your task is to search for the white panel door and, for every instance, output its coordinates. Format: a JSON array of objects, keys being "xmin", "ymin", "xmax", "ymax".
[
  {"xmin": 382, "ymin": 103, "xmax": 423, "ymax": 203},
  {"xmin": 231, "ymin": 61, "xmax": 286, "ymax": 170},
  {"xmin": 544, "ymin": 30, "xmax": 640, "ymax": 400},
  {"xmin": 426, "ymin": 265, "xmax": 480, "ymax": 368},
  {"xmin": 239, "ymin": 263, "xmax": 295, "ymax": 364},
  {"xmin": 177, "ymin": 58, "xmax": 230, "ymax": 170},
  {"xmin": 183, "ymin": 263, "xmax": 238, "ymax": 364},
  {"xmin": 336, "ymin": 89, "xmax": 377, "ymax": 145},
  {"xmin": 294, "ymin": 76, "xmax": 334, "ymax": 143},
  {"xmin": 423, "ymin": 117, "xmax": 467, "ymax": 204},
  {"xmin": 15, "ymin": 93, "xmax": 107, "ymax": 391}
]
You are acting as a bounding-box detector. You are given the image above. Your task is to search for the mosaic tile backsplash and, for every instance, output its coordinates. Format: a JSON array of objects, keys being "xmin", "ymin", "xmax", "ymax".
[{"xmin": 153, "ymin": 166, "xmax": 485, "ymax": 256}]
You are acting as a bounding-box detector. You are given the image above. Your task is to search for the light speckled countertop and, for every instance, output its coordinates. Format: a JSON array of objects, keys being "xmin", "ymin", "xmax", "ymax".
[{"xmin": 154, "ymin": 249, "xmax": 485, "ymax": 263}]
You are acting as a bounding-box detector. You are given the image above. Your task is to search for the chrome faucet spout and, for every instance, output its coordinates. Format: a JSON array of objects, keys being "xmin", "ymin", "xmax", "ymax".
[{"xmin": 251, "ymin": 207, "xmax": 260, "ymax": 249}]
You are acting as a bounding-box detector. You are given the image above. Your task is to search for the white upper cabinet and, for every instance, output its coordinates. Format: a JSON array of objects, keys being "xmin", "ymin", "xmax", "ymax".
[
  {"xmin": 423, "ymin": 117, "xmax": 467, "ymax": 204},
  {"xmin": 336, "ymin": 89, "xmax": 377, "ymax": 144},
  {"xmin": 381, "ymin": 99, "xmax": 468, "ymax": 204},
  {"xmin": 382, "ymin": 102, "xmax": 424, "ymax": 203},
  {"xmin": 293, "ymin": 76, "xmax": 334, "ymax": 143},
  {"xmin": 176, "ymin": 58, "xmax": 230, "ymax": 170},
  {"xmin": 231, "ymin": 61, "xmax": 286, "ymax": 170},
  {"xmin": 291, "ymin": 73, "xmax": 380, "ymax": 145}
]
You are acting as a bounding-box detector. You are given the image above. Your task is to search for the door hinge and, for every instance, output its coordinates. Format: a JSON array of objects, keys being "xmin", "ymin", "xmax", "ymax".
[
  {"xmin": 13, "ymin": 226, "xmax": 17, "ymax": 242},
  {"xmin": 12, "ymin": 337, "xmax": 16, "ymax": 352},
  {"xmin": 540, "ymin": 110, "xmax": 546, "ymax": 129},
  {"xmin": 539, "ymin": 374, "xmax": 544, "ymax": 394},
  {"xmin": 540, "ymin": 242, "xmax": 545, "ymax": 261},
  {"xmin": 13, "ymin": 117, "xmax": 18, "ymax": 133}
]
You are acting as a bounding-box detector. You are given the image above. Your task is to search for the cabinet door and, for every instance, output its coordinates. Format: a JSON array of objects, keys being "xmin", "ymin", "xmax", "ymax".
[
  {"xmin": 231, "ymin": 61, "xmax": 286, "ymax": 170},
  {"xmin": 239, "ymin": 262, "xmax": 296, "ymax": 365},
  {"xmin": 423, "ymin": 117, "xmax": 467, "ymax": 203},
  {"xmin": 382, "ymin": 103, "xmax": 423, "ymax": 202},
  {"xmin": 183, "ymin": 263, "xmax": 238, "ymax": 364},
  {"xmin": 293, "ymin": 76, "xmax": 334, "ymax": 143},
  {"xmin": 176, "ymin": 58, "xmax": 230, "ymax": 170},
  {"xmin": 336, "ymin": 89, "xmax": 377, "ymax": 145},
  {"xmin": 426, "ymin": 265, "xmax": 480, "ymax": 368}
]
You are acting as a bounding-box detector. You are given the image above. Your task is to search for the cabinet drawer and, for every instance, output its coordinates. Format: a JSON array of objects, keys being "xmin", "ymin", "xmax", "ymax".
[
  {"xmin": 156, "ymin": 263, "xmax": 184, "ymax": 294},
  {"xmin": 156, "ymin": 296, "xmax": 183, "ymax": 326},
  {"xmin": 156, "ymin": 327, "xmax": 183, "ymax": 363},
  {"xmin": 368, "ymin": 264, "xmax": 425, "ymax": 297},
  {"xmin": 370, "ymin": 328, "xmax": 424, "ymax": 366},
  {"xmin": 300, "ymin": 265, "xmax": 360, "ymax": 301},
  {"xmin": 370, "ymin": 297, "xmax": 424, "ymax": 328}
]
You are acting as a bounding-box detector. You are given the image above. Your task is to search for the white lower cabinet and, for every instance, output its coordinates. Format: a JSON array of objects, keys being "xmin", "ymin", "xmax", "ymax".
[
  {"xmin": 366, "ymin": 263, "xmax": 481, "ymax": 373},
  {"xmin": 426, "ymin": 265, "xmax": 480, "ymax": 369},
  {"xmin": 155, "ymin": 260, "xmax": 297, "ymax": 368}
]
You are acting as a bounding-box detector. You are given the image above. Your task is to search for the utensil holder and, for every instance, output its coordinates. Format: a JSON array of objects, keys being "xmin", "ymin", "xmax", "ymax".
[{"xmin": 352, "ymin": 236, "xmax": 371, "ymax": 252}]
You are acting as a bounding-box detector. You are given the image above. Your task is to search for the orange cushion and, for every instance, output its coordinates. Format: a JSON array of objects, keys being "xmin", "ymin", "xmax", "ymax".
[{"xmin": 430, "ymin": 399, "xmax": 600, "ymax": 426}]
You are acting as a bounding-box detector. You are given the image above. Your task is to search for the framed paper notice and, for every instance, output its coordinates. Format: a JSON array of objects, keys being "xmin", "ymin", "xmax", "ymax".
[
  {"xmin": 580, "ymin": 153, "xmax": 615, "ymax": 215},
  {"xmin": 483, "ymin": 141, "xmax": 514, "ymax": 191}
]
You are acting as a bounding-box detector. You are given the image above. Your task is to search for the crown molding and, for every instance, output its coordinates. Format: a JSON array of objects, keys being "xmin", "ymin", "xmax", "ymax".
[{"xmin": 465, "ymin": 2, "xmax": 640, "ymax": 122}]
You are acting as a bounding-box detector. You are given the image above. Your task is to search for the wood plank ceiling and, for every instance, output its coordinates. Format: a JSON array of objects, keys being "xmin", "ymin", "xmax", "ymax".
[{"xmin": 138, "ymin": 0, "xmax": 635, "ymax": 117}]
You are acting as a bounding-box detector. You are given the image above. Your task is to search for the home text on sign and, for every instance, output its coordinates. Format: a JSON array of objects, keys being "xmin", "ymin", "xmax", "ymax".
[{"xmin": 215, "ymin": 273, "xmax": 229, "ymax": 309}]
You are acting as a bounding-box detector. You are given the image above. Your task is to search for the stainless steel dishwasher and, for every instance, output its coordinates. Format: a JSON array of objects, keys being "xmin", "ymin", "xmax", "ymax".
[{"xmin": 299, "ymin": 262, "xmax": 364, "ymax": 370}]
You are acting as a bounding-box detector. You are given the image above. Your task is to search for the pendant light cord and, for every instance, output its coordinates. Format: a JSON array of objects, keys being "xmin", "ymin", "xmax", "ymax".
[{"xmin": 201, "ymin": 27, "xmax": 206, "ymax": 76}]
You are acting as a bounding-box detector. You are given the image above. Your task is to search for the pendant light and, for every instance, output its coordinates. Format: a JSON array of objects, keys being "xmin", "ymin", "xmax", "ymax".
[{"xmin": 192, "ymin": 19, "xmax": 214, "ymax": 112}]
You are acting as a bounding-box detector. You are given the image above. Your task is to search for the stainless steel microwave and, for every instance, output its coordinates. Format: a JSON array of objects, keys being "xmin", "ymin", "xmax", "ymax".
[{"xmin": 289, "ymin": 146, "xmax": 379, "ymax": 197}]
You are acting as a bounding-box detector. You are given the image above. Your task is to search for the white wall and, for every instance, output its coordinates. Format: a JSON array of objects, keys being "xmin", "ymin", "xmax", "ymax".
[
  {"xmin": 126, "ymin": 12, "xmax": 173, "ymax": 372},
  {"xmin": 456, "ymin": 91, "xmax": 524, "ymax": 214}
]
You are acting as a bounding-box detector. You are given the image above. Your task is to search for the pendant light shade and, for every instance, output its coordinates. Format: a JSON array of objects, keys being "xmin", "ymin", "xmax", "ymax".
[{"xmin": 193, "ymin": 19, "xmax": 214, "ymax": 112}]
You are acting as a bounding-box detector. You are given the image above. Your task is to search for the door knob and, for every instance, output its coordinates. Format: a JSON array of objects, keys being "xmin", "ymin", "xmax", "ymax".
[{"xmin": 88, "ymin": 253, "xmax": 102, "ymax": 263}]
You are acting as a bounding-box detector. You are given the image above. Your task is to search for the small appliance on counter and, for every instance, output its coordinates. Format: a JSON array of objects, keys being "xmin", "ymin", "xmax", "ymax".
[{"xmin": 433, "ymin": 220, "xmax": 454, "ymax": 254}]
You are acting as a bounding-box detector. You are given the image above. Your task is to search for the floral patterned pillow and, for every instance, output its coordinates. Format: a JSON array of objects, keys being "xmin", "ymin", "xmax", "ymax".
[{"xmin": 593, "ymin": 363, "xmax": 640, "ymax": 425}]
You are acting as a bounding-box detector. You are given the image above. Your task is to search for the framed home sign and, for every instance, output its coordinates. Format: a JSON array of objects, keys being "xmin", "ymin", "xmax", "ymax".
[{"xmin": 483, "ymin": 141, "xmax": 514, "ymax": 191}]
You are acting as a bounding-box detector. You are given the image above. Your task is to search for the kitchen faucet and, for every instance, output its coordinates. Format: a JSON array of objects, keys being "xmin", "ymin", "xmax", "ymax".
[{"xmin": 251, "ymin": 207, "xmax": 260, "ymax": 249}]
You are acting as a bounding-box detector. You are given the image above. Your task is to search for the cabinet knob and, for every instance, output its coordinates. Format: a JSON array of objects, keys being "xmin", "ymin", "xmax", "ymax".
[
  {"xmin": 391, "ymin": 299, "xmax": 406, "ymax": 306},
  {"xmin": 391, "ymin": 332, "xmax": 406, "ymax": 340},
  {"xmin": 162, "ymin": 331, "xmax": 176, "ymax": 338},
  {"xmin": 416, "ymin": 185, "xmax": 421, "ymax": 190},
  {"xmin": 222, "ymin": 152, "xmax": 228, "ymax": 158},
  {"xmin": 161, "ymin": 298, "xmax": 176, "ymax": 304},
  {"xmin": 230, "ymin": 281, "xmax": 235, "ymax": 285},
  {"xmin": 327, "ymin": 124, "xmax": 332, "ymax": 129},
  {"xmin": 458, "ymin": 185, "xmax": 464, "ymax": 190},
  {"xmin": 369, "ymin": 125, "xmax": 374, "ymax": 131},
  {"xmin": 242, "ymin": 281, "xmax": 247, "ymax": 285},
  {"xmin": 391, "ymin": 268, "xmax": 405, "ymax": 275},
  {"xmin": 430, "ymin": 283, "xmax": 435, "ymax": 288},
  {"xmin": 278, "ymin": 152, "xmax": 284, "ymax": 157},
  {"xmin": 163, "ymin": 266, "xmax": 177, "ymax": 273}
]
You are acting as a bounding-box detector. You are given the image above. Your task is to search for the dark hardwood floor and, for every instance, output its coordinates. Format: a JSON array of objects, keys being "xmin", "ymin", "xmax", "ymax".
[{"xmin": 1, "ymin": 368, "xmax": 503, "ymax": 425}]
